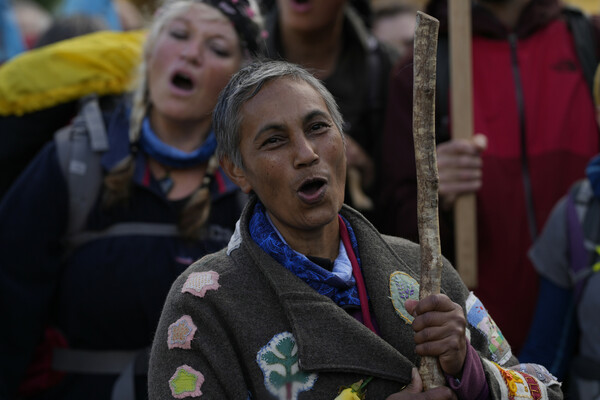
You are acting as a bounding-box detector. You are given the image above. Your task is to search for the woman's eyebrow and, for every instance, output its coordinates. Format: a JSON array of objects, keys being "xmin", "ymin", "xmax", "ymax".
[
  {"xmin": 302, "ymin": 109, "xmax": 330, "ymax": 124},
  {"xmin": 252, "ymin": 109, "xmax": 331, "ymax": 143},
  {"xmin": 252, "ymin": 122, "xmax": 286, "ymax": 143}
]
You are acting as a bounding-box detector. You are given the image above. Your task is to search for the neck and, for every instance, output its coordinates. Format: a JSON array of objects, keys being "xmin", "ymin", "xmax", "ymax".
[
  {"xmin": 270, "ymin": 212, "xmax": 341, "ymax": 260},
  {"xmin": 477, "ymin": 0, "xmax": 530, "ymax": 31},
  {"xmin": 279, "ymin": 14, "xmax": 344, "ymax": 80},
  {"xmin": 149, "ymin": 111, "xmax": 212, "ymax": 153}
]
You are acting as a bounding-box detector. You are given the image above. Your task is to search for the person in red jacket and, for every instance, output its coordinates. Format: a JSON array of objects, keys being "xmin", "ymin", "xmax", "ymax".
[{"xmin": 380, "ymin": 0, "xmax": 600, "ymax": 356}]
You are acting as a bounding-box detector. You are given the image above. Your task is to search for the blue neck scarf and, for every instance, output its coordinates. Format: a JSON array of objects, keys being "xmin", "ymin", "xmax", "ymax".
[
  {"xmin": 249, "ymin": 201, "xmax": 362, "ymax": 307},
  {"xmin": 139, "ymin": 117, "xmax": 217, "ymax": 168}
]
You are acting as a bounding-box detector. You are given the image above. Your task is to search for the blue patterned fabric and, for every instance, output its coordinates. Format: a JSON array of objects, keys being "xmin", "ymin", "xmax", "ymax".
[
  {"xmin": 249, "ymin": 202, "xmax": 362, "ymax": 307},
  {"xmin": 139, "ymin": 117, "xmax": 217, "ymax": 168}
]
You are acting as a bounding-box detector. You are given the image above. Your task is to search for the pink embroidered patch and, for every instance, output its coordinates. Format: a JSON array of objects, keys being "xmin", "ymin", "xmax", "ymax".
[
  {"xmin": 182, "ymin": 271, "xmax": 220, "ymax": 298},
  {"xmin": 169, "ymin": 365, "xmax": 204, "ymax": 398},
  {"xmin": 168, "ymin": 315, "xmax": 197, "ymax": 350}
]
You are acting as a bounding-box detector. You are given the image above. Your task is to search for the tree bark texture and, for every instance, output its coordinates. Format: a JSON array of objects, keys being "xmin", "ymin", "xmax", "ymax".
[{"xmin": 412, "ymin": 10, "xmax": 446, "ymax": 391}]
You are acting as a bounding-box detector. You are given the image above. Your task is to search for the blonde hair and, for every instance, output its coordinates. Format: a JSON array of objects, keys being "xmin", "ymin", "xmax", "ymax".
[{"xmin": 103, "ymin": 0, "xmax": 260, "ymax": 239}]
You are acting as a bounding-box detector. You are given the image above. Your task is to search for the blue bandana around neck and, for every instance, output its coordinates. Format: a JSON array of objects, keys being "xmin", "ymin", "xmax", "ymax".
[
  {"xmin": 586, "ymin": 154, "xmax": 600, "ymax": 198},
  {"xmin": 139, "ymin": 117, "xmax": 217, "ymax": 168},
  {"xmin": 249, "ymin": 201, "xmax": 362, "ymax": 307}
]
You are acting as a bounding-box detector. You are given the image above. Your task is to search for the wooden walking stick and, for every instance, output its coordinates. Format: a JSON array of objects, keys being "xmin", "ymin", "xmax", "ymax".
[
  {"xmin": 449, "ymin": 0, "xmax": 478, "ymax": 289},
  {"xmin": 412, "ymin": 11, "xmax": 445, "ymax": 390}
]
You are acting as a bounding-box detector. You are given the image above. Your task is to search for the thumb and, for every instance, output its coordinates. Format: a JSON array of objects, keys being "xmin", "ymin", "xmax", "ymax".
[
  {"xmin": 472, "ymin": 133, "xmax": 488, "ymax": 151},
  {"xmin": 405, "ymin": 367, "xmax": 423, "ymax": 393},
  {"xmin": 404, "ymin": 299, "xmax": 418, "ymax": 317}
]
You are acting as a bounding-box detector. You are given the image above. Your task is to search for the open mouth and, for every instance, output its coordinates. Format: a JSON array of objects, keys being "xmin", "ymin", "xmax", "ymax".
[
  {"xmin": 172, "ymin": 72, "xmax": 194, "ymax": 91},
  {"xmin": 298, "ymin": 178, "xmax": 326, "ymax": 201},
  {"xmin": 290, "ymin": 0, "xmax": 311, "ymax": 11}
]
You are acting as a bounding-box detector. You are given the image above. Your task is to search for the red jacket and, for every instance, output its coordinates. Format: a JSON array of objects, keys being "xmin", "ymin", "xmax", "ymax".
[{"xmin": 380, "ymin": 0, "xmax": 600, "ymax": 354}]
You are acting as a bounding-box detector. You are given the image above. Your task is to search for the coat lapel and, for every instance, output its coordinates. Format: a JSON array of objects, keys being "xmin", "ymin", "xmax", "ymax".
[
  {"xmin": 280, "ymin": 289, "xmax": 414, "ymax": 383},
  {"xmin": 238, "ymin": 200, "xmax": 417, "ymax": 384},
  {"xmin": 342, "ymin": 207, "xmax": 423, "ymax": 363}
]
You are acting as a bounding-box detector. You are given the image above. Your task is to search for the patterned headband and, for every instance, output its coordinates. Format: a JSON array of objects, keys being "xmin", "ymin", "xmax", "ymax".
[
  {"xmin": 204, "ymin": 0, "xmax": 266, "ymax": 57},
  {"xmin": 159, "ymin": 0, "xmax": 266, "ymax": 57}
]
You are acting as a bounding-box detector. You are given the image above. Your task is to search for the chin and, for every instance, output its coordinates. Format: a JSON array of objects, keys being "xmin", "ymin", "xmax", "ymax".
[{"xmin": 302, "ymin": 206, "xmax": 340, "ymax": 228}]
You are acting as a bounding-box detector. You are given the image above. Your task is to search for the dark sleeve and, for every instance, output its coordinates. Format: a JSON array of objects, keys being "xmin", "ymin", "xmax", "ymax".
[
  {"xmin": 519, "ymin": 276, "xmax": 576, "ymax": 381},
  {"xmin": 0, "ymin": 141, "xmax": 69, "ymax": 397},
  {"xmin": 148, "ymin": 267, "xmax": 248, "ymax": 399}
]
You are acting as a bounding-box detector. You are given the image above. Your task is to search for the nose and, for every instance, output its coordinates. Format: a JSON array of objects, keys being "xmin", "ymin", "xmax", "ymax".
[
  {"xmin": 293, "ymin": 134, "xmax": 319, "ymax": 168},
  {"xmin": 180, "ymin": 41, "xmax": 202, "ymax": 65}
]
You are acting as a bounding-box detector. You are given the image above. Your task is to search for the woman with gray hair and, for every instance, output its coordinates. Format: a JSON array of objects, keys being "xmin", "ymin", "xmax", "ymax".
[
  {"xmin": 0, "ymin": 1, "xmax": 264, "ymax": 399},
  {"xmin": 148, "ymin": 60, "xmax": 563, "ymax": 399}
]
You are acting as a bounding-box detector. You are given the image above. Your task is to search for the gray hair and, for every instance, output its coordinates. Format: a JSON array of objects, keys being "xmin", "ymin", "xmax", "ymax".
[{"xmin": 214, "ymin": 60, "xmax": 345, "ymax": 168}]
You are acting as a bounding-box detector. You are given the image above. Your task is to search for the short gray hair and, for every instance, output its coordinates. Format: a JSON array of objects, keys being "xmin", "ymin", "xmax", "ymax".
[{"xmin": 214, "ymin": 60, "xmax": 345, "ymax": 168}]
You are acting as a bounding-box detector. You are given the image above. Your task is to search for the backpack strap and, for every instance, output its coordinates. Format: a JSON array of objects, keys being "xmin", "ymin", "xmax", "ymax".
[
  {"xmin": 68, "ymin": 222, "xmax": 180, "ymax": 249},
  {"xmin": 563, "ymin": 5, "xmax": 598, "ymax": 97},
  {"xmin": 566, "ymin": 179, "xmax": 600, "ymax": 301},
  {"xmin": 52, "ymin": 347, "xmax": 150, "ymax": 400},
  {"xmin": 55, "ymin": 94, "xmax": 109, "ymax": 239}
]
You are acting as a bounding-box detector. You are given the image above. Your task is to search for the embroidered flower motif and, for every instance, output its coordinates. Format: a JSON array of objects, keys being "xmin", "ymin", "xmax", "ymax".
[
  {"xmin": 182, "ymin": 271, "xmax": 220, "ymax": 298},
  {"xmin": 466, "ymin": 293, "xmax": 512, "ymax": 364},
  {"xmin": 389, "ymin": 271, "xmax": 420, "ymax": 324},
  {"xmin": 335, "ymin": 378, "xmax": 373, "ymax": 400},
  {"xmin": 168, "ymin": 315, "xmax": 197, "ymax": 350},
  {"xmin": 169, "ymin": 365, "xmax": 204, "ymax": 398},
  {"xmin": 492, "ymin": 362, "xmax": 542, "ymax": 400},
  {"xmin": 256, "ymin": 332, "xmax": 317, "ymax": 400}
]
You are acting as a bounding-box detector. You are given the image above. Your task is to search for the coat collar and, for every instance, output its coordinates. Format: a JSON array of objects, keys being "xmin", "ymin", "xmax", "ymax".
[{"xmin": 231, "ymin": 197, "xmax": 418, "ymax": 384}]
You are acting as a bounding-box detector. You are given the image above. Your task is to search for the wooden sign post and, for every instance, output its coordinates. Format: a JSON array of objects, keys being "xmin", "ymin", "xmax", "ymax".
[{"xmin": 449, "ymin": 0, "xmax": 478, "ymax": 289}]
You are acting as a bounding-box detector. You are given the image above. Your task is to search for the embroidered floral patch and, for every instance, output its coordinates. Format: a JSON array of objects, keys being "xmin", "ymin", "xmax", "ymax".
[
  {"xmin": 492, "ymin": 362, "xmax": 544, "ymax": 400},
  {"xmin": 389, "ymin": 271, "xmax": 420, "ymax": 324},
  {"xmin": 466, "ymin": 292, "xmax": 512, "ymax": 364},
  {"xmin": 182, "ymin": 271, "xmax": 220, "ymax": 298},
  {"xmin": 256, "ymin": 332, "xmax": 317, "ymax": 400},
  {"xmin": 168, "ymin": 315, "xmax": 197, "ymax": 350},
  {"xmin": 169, "ymin": 365, "xmax": 204, "ymax": 398}
]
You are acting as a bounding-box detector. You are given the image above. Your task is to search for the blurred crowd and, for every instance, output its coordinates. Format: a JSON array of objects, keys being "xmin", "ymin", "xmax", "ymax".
[{"xmin": 1, "ymin": 0, "xmax": 600, "ymax": 399}]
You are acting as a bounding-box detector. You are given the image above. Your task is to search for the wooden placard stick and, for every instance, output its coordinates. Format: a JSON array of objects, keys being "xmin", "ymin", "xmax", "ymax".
[
  {"xmin": 449, "ymin": 0, "xmax": 478, "ymax": 289},
  {"xmin": 412, "ymin": 11, "xmax": 445, "ymax": 390}
]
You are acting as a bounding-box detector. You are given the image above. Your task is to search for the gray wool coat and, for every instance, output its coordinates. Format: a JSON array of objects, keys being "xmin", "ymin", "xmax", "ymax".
[{"xmin": 148, "ymin": 197, "xmax": 563, "ymax": 399}]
